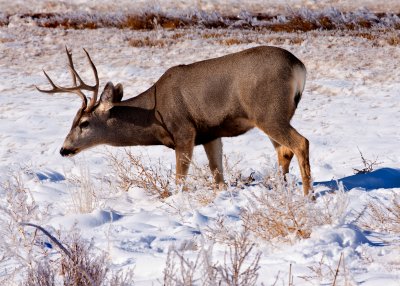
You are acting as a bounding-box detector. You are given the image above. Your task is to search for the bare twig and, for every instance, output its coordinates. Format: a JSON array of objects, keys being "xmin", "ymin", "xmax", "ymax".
[
  {"xmin": 332, "ymin": 253, "xmax": 343, "ymax": 286},
  {"xmin": 353, "ymin": 147, "xmax": 381, "ymax": 174},
  {"xmin": 20, "ymin": 223, "xmax": 98, "ymax": 286}
]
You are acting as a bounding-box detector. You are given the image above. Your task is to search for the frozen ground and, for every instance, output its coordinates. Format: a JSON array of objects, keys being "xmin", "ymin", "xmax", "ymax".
[
  {"xmin": 0, "ymin": 1, "xmax": 400, "ymax": 285},
  {"xmin": 1, "ymin": 0, "xmax": 400, "ymax": 14}
]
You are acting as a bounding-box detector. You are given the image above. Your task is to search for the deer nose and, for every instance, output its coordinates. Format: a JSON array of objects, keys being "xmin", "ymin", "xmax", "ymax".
[{"xmin": 60, "ymin": 147, "xmax": 75, "ymax": 157}]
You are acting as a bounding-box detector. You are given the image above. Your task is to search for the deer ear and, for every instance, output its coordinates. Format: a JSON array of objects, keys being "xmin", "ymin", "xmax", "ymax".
[
  {"xmin": 100, "ymin": 82, "xmax": 115, "ymax": 105},
  {"xmin": 100, "ymin": 82, "xmax": 124, "ymax": 106},
  {"xmin": 114, "ymin": 83, "xmax": 123, "ymax": 102}
]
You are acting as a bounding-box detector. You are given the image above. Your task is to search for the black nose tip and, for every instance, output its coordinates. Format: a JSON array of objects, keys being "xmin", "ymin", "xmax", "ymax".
[
  {"xmin": 60, "ymin": 147, "xmax": 75, "ymax": 157},
  {"xmin": 60, "ymin": 148, "xmax": 67, "ymax": 156}
]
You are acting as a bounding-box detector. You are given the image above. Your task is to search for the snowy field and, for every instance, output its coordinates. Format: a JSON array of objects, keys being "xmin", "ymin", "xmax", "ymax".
[{"xmin": 1, "ymin": 1, "xmax": 400, "ymax": 285}]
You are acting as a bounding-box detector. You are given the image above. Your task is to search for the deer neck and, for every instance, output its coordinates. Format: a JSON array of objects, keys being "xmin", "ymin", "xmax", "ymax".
[{"xmin": 106, "ymin": 88, "xmax": 175, "ymax": 148}]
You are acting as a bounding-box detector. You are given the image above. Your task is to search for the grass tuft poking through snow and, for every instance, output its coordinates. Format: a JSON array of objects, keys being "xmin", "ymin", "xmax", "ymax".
[
  {"xmin": 358, "ymin": 193, "xmax": 400, "ymax": 234},
  {"xmin": 66, "ymin": 166, "xmax": 101, "ymax": 214},
  {"xmin": 108, "ymin": 149, "xmax": 173, "ymax": 198},
  {"xmin": 21, "ymin": 225, "xmax": 135, "ymax": 286},
  {"xmin": 242, "ymin": 171, "xmax": 348, "ymax": 243},
  {"xmin": 3, "ymin": 8, "xmax": 400, "ymax": 33},
  {"xmin": 163, "ymin": 222, "xmax": 261, "ymax": 286}
]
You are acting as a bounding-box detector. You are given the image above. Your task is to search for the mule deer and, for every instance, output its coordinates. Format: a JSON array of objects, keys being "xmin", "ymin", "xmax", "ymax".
[{"xmin": 37, "ymin": 46, "xmax": 311, "ymax": 195}]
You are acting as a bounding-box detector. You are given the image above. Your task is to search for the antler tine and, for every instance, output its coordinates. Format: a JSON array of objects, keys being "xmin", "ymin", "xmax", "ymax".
[
  {"xmin": 65, "ymin": 46, "xmax": 77, "ymax": 87},
  {"xmin": 36, "ymin": 69, "xmax": 88, "ymax": 107},
  {"xmin": 36, "ymin": 47, "xmax": 101, "ymax": 110},
  {"xmin": 36, "ymin": 70, "xmax": 58, "ymax": 91},
  {"xmin": 83, "ymin": 48, "xmax": 99, "ymax": 111}
]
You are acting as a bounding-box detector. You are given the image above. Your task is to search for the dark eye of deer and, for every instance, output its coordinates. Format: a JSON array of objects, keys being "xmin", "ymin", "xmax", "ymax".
[{"xmin": 80, "ymin": 121, "xmax": 89, "ymax": 129}]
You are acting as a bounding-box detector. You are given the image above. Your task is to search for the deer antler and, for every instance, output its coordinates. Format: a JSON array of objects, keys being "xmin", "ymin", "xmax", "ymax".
[{"xmin": 36, "ymin": 47, "xmax": 99, "ymax": 111}]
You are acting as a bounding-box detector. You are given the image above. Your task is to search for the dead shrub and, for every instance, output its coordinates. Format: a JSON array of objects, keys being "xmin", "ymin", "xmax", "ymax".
[
  {"xmin": 107, "ymin": 148, "xmax": 248, "ymax": 203},
  {"xmin": 163, "ymin": 246, "xmax": 211, "ymax": 286},
  {"xmin": 265, "ymin": 35, "xmax": 304, "ymax": 45},
  {"xmin": 387, "ymin": 35, "xmax": 400, "ymax": 46},
  {"xmin": 241, "ymin": 170, "xmax": 348, "ymax": 243},
  {"xmin": 298, "ymin": 253, "xmax": 353, "ymax": 285},
  {"xmin": 21, "ymin": 224, "xmax": 135, "ymax": 286},
  {"xmin": 215, "ymin": 227, "xmax": 261, "ymax": 286},
  {"xmin": 358, "ymin": 193, "xmax": 400, "ymax": 233},
  {"xmin": 242, "ymin": 174, "xmax": 314, "ymax": 241},
  {"xmin": 9, "ymin": 10, "xmax": 400, "ymax": 32},
  {"xmin": 201, "ymin": 32, "xmax": 226, "ymax": 39},
  {"xmin": 108, "ymin": 149, "xmax": 172, "ymax": 198},
  {"xmin": 354, "ymin": 32, "xmax": 377, "ymax": 41},
  {"xmin": 128, "ymin": 37, "xmax": 167, "ymax": 48},
  {"xmin": 0, "ymin": 174, "xmax": 44, "ymax": 285},
  {"xmin": 270, "ymin": 16, "xmax": 319, "ymax": 32},
  {"xmin": 353, "ymin": 148, "xmax": 381, "ymax": 174},
  {"xmin": 66, "ymin": 166, "xmax": 100, "ymax": 214},
  {"xmin": 123, "ymin": 14, "xmax": 188, "ymax": 30},
  {"xmin": 219, "ymin": 38, "xmax": 253, "ymax": 46},
  {"xmin": 25, "ymin": 259, "xmax": 55, "ymax": 286},
  {"xmin": 171, "ymin": 32, "xmax": 186, "ymax": 40},
  {"xmin": 163, "ymin": 223, "xmax": 261, "ymax": 286}
]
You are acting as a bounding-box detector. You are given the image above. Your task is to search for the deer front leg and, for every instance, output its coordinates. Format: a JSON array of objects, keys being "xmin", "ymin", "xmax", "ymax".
[
  {"xmin": 175, "ymin": 135, "xmax": 195, "ymax": 190},
  {"xmin": 203, "ymin": 138, "xmax": 225, "ymax": 186}
]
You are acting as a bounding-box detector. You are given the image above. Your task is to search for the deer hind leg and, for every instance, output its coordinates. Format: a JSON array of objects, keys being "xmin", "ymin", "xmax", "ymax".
[
  {"xmin": 260, "ymin": 124, "xmax": 312, "ymax": 196},
  {"xmin": 270, "ymin": 138, "xmax": 294, "ymax": 175},
  {"xmin": 203, "ymin": 138, "xmax": 225, "ymax": 186}
]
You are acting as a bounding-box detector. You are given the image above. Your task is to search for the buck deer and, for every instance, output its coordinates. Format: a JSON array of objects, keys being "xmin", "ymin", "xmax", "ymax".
[{"xmin": 37, "ymin": 46, "xmax": 311, "ymax": 195}]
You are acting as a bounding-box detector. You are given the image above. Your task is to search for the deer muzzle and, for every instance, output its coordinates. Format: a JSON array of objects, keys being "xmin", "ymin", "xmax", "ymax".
[{"xmin": 60, "ymin": 147, "xmax": 77, "ymax": 157}]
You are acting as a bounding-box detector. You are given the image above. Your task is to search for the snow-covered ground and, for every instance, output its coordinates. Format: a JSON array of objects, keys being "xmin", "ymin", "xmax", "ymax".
[
  {"xmin": 1, "ymin": 1, "xmax": 400, "ymax": 285},
  {"xmin": 1, "ymin": 0, "xmax": 400, "ymax": 14}
]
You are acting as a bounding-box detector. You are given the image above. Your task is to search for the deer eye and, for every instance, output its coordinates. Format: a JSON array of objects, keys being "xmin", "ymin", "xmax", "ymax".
[{"xmin": 79, "ymin": 121, "xmax": 90, "ymax": 129}]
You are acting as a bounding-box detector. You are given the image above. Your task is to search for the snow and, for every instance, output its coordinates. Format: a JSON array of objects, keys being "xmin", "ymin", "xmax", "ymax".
[
  {"xmin": 1, "ymin": 1, "xmax": 400, "ymax": 285},
  {"xmin": 1, "ymin": 0, "xmax": 400, "ymax": 14}
]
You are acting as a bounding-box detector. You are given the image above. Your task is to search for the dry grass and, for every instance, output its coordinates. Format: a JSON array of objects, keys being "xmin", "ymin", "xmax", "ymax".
[
  {"xmin": 128, "ymin": 37, "xmax": 168, "ymax": 48},
  {"xmin": 298, "ymin": 253, "xmax": 354, "ymax": 285},
  {"xmin": 215, "ymin": 226, "xmax": 261, "ymax": 286},
  {"xmin": 242, "ymin": 178, "xmax": 314, "ymax": 241},
  {"xmin": 358, "ymin": 193, "xmax": 400, "ymax": 233},
  {"xmin": 163, "ymin": 223, "xmax": 261, "ymax": 286},
  {"xmin": 353, "ymin": 148, "xmax": 381, "ymax": 174},
  {"xmin": 0, "ymin": 175, "xmax": 48, "ymax": 285},
  {"xmin": 386, "ymin": 35, "xmax": 400, "ymax": 46},
  {"xmin": 21, "ymin": 224, "xmax": 135, "ymax": 286},
  {"xmin": 108, "ymin": 149, "xmax": 172, "ymax": 198},
  {"xmin": 218, "ymin": 37, "xmax": 254, "ymax": 46},
  {"xmin": 0, "ymin": 174, "xmax": 133, "ymax": 285},
  {"xmin": 107, "ymin": 149, "xmax": 246, "ymax": 203},
  {"xmin": 350, "ymin": 30, "xmax": 400, "ymax": 46},
  {"xmin": 241, "ymin": 170, "xmax": 348, "ymax": 243},
  {"xmin": 66, "ymin": 166, "xmax": 101, "ymax": 214},
  {"xmin": 22, "ymin": 223, "xmax": 134, "ymax": 286},
  {"xmin": 4, "ymin": 10, "xmax": 400, "ymax": 32}
]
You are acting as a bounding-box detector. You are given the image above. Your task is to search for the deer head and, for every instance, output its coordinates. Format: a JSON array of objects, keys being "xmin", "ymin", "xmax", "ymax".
[{"xmin": 36, "ymin": 47, "xmax": 123, "ymax": 156}]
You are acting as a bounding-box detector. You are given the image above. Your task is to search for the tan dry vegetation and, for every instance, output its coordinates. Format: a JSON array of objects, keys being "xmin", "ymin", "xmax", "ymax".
[
  {"xmin": 358, "ymin": 193, "xmax": 400, "ymax": 233},
  {"xmin": 163, "ymin": 225, "xmax": 261, "ymax": 286},
  {"xmin": 242, "ymin": 171, "xmax": 348, "ymax": 243},
  {"xmin": 386, "ymin": 34, "xmax": 400, "ymax": 46},
  {"xmin": 3, "ymin": 11, "xmax": 400, "ymax": 33},
  {"xmin": 107, "ymin": 149, "xmax": 172, "ymax": 199},
  {"xmin": 350, "ymin": 30, "xmax": 400, "ymax": 46},
  {"xmin": 126, "ymin": 30, "xmax": 307, "ymax": 48},
  {"xmin": 0, "ymin": 37, "xmax": 14, "ymax": 43},
  {"xmin": 66, "ymin": 166, "xmax": 100, "ymax": 214},
  {"xmin": 128, "ymin": 36, "xmax": 168, "ymax": 48},
  {"xmin": 22, "ymin": 226, "xmax": 135, "ymax": 286}
]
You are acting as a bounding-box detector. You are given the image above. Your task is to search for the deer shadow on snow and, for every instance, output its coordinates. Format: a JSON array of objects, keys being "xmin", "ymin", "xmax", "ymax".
[{"xmin": 314, "ymin": 167, "xmax": 400, "ymax": 193}]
